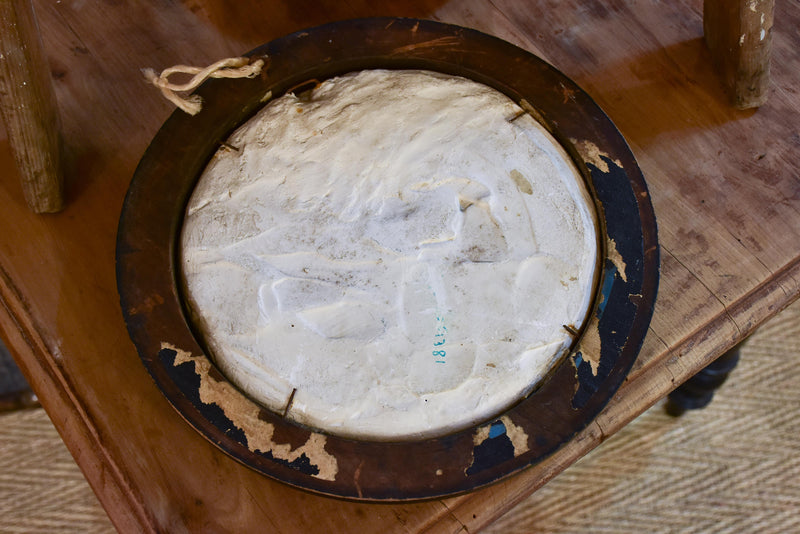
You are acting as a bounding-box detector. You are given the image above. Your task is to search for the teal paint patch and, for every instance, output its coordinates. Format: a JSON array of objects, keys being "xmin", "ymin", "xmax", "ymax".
[
  {"xmin": 597, "ymin": 263, "xmax": 617, "ymax": 315},
  {"xmin": 488, "ymin": 420, "xmax": 506, "ymax": 439}
]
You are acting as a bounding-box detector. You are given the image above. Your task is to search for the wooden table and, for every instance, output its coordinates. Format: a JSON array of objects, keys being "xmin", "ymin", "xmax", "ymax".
[{"xmin": 1, "ymin": 1, "xmax": 798, "ymax": 532}]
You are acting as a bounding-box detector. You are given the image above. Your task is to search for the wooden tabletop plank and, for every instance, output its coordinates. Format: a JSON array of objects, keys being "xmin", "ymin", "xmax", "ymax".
[{"xmin": 1, "ymin": 0, "xmax": 799, "ymax": 532}]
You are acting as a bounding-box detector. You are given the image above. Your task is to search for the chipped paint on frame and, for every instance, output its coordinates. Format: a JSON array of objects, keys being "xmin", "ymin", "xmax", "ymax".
[
  {"xmin": 606, "ymin": 238, "xmax": 628, "ymax": 282},
  {"xmin": 465, "ymin": 416, "xmax": 529, "ymax": 476},
  {"xmin": 571, "ymin": 138, "xmax": 623, "ymax": 173},
  {"xmin": 573, "ymin": 315, "xmax": 602, "ymax": 375},
  {"xmin": 161, "ymin": 342, "xmax": 338, "ymax": 481},
  {"xmin": 471, "ymin": 415, "xmax": 529, "ymax": 454},
  {"xmin": 572, "ymin": 257, "xmax": 619, "ymax": 377}
]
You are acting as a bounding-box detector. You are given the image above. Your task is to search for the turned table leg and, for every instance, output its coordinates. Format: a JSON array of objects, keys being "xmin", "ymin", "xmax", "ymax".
[
  {"xmin": 0, "ymin": 0, "xmax": 64, "ymax": 213},
  {"xmin": 704, "ymin": 0, "xmax": 774, "ymax": 109},
  {"xmin": 665, "ymin": 343, "xmax": 743, "ymax": 416}
]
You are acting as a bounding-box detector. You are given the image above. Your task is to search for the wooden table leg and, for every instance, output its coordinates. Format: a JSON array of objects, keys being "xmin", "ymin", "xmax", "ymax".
[
  {"xmin": 665, "ymin": 343, "xmax": 743, "ymax": 416},
  {"xmin": 704, "ymin": 0, "xmax": 774, "ymax": 109},
  {"xmin": 0, "ymin": 0, "xmax": 64, "ymax": 213},
  {"xmin": 0, "ymin": 337, "xmax": 38, "ymax": 411}
]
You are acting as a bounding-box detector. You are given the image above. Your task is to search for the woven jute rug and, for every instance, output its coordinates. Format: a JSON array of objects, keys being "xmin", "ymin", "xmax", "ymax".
[
  {"xmin": 0, "ymin": 408, "xmax": 115, "ymax": 533},
  {"xmin": 1, "ymin": 299, "xmax": 798, "ymax": 533}
]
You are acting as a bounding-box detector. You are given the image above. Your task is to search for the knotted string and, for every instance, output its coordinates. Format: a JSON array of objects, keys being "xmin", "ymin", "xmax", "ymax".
[{"xmin": 143, "ymin": 57, "xmax": 265, "ymax": 115}]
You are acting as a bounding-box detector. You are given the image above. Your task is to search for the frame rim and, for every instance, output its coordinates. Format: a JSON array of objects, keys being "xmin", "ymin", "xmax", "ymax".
[{"xmin": 116, "ymin": 17, "xmax": 659, "ymax": 501}]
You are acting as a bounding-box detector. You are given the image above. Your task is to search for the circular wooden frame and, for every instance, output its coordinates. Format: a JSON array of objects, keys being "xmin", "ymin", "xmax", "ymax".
[{"xmin": 117, "ymin": 18, "xmax": 658, "ymax": 501}]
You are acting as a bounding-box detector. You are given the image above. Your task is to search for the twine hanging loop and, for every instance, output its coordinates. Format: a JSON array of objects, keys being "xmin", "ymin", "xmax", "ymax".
[{"xmin": 143, "ymin": 57, "xmax": 265, "ymax": 115}]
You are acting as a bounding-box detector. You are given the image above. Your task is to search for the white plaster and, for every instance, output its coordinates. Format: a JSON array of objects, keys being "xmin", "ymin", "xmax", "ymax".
[{"xmin": 181, "ymin": 70, "xmax": 598, "ymax": 439}]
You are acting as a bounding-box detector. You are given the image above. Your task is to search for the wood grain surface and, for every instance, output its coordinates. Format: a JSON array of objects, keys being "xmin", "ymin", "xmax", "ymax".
[{"xmin": 0, "ymin": 1, "xmax": 798, "ymax": 532}]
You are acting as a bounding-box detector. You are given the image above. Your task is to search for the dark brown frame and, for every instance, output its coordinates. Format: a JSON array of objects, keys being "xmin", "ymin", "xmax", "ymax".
[{"xmin": 116, "ymin": 18, "xmax": 658, "ymax": 501}]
